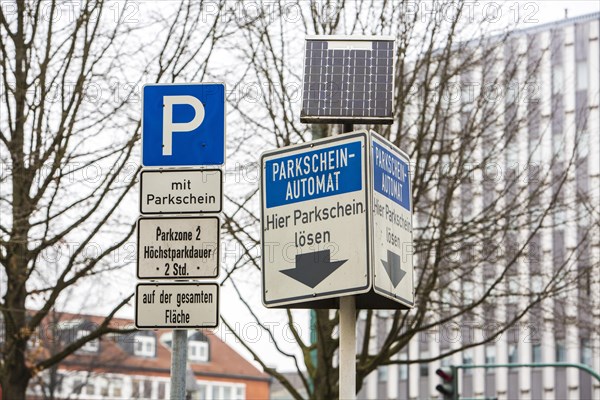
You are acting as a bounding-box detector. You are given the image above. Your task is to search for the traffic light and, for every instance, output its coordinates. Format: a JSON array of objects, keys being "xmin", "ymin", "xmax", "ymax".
[{"xmin": 435, "ymin": 366, "xmax": 458, "ymax": 400}]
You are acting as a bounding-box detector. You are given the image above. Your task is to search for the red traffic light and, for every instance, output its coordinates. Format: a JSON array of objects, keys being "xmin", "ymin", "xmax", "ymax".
[
  {"xmin": 435, "ymin": 366, "xmax": 457, "ymax": 400},
  {"xmin": 436, "ymin": 367, "xmax": 453, "ymax": 383}
]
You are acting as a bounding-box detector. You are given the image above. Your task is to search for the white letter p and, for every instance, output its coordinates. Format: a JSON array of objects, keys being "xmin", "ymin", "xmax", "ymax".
[{"xmin": 162, "ymin": 95, "xmax": 205, "ymax": 156}]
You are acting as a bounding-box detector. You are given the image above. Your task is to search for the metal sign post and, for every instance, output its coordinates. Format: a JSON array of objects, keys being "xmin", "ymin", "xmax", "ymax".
[
  {"xmin": 339, "ymin": 296, "xmax": 356, "ymax": 399},
  {"xmin": 170, "ymin": 330, "xmax": 188, "ymax": 399},
  {"xmin": 338, "ymin": 124, "xmax": 356, "ymax": 400}
]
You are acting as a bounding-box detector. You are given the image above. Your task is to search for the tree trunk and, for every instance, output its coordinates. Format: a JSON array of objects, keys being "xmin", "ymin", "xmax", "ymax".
[
  {"xmin": 2, "ymin": 1, "xmax": 33, "ymax": 398},
  {"xmin": 1, "ymin": 362, "xmax": 31, "ymax": 400},
  {"xmin": 2, "ymin": 250, "xmax": 32, "ymax": 400}
]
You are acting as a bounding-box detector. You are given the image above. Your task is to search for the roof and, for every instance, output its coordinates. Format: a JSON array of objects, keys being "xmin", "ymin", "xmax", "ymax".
[
  {"xmin": 33, "ymin": 311, "xmax": 270, "ymax": 382},
  {"xmin": 429, "ymin": 11, "xmax": 599, "ymax": 59},
  {"xmin": 512, "ymin": 11, "xmax": 599, "ymax": 36}
]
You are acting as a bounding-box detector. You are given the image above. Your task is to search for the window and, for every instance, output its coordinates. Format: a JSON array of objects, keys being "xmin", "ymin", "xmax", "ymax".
[
  {"xmin": 576, "ymin": 61, "xmax": 588, "ymax": 91},
  {"xmin": 506, "ymin": 79, "xmax": 519, "ymax": 103},
  {"xmin": 158, "ymin": 381, "xmax": 166, "ymax": 398},
  {"xmin": 552, "ymin": 135, "xmax": 565, "ymax": 163},
  {"xmin": 209, "ymin": 383, "xmax": 244, "ymax": 400},
  {"xmin": 378, "ymin": 366, "xmax": 388, "ymax": 382},
  {"xmin": 463, "ymin": 281, "xmax": 474, "ymax": 304},
  {"xmin": 463, "ymin": 350, "xmax": 473, "ymax": 375},
  {"xmin": 143, "ymin": 380, "xmax": 152, "ymax": 398},
  {"xmin": 420, "ymin": 351, "xmax": 429, "ymax": 377},
  {"xmin": 531, "ymin": 275, "xmax": 543, "ymax": 294},
  {"xmin": 580, "ymin": 339, "xmax": 592, "ymax": 366},
  {"xmin": 399, "ymin": 353, "xmax": 408, "ymax": 380},
  {"xmin": 485, "ymin": 346, "xmax": 496, "ymax": 364},
  {"xmin": 236, "ymin": 386, "xmax": 245, "ymax": 398},
  {"xmin": 188, "ymin": 340, "xmax": 209, "ymax": 362},
  {"xmin": 508, "ymin": 278, "xmax": 519, "ymax": 303},
  {"xmin": 54, "ymin": 372, "xmax": 65, "ymax": 395},
  {"xmin": 72, "ymin": 379, "xmax": 83, "ymax": 395},
  {"xmin": 506, "ymin": 139, "xmax": 518, "ymax": 167},
  {"xmin": 134, "ymin": 335, "xmax": 156, "ymax": 357},
  {"xmin": 577, "ymin": 130, "xmax": 589, "ymax": 159},
  {"xmin": 84, "ymin": 383, "xmax": 95, "ymax": 395},
  {"xmin": 197, "ymin": 384, "xmax": 207, "ymax": 400},
  {"xmin": 131, "ymin": 379, "xmax": 141, "ymax": 397},
  {"xmin": 213, "ymin": 385, "xmax": 223, "ymax": 399},
  {"xmin": 99, "ymin": 378, "xmax": 109, "ymax": 396},
  {"xmin": 441, "ymin": 289, "xmax": 452, "ymax": 312},
  {"xmin": 111, "ymin": 378, "xmax": 123, "ymax": 398},
  {"xmin": 555, "ymin": 339, "xmax": 566, "ymax": 362},
  {"xmin": 76, "ymin": 330, "xmax": 99, "ymax": 353},
  {"xmin": 554, "ymin": 207, "xmax": 566, "ymax": 226},
  {"xmin": 552, "ymin": 65, "xmax": 564, "ymax": 95},
  {"xmin": 508, "ymin": 344, "xmax": 519, "ymax": 364},
  {"xmin": 532, "ymin": 343, "xmax": 542, "ymax": 363}
]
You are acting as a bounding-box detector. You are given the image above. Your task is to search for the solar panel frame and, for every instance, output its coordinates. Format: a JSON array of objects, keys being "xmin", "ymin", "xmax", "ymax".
[{"xmin": 300, "ymin": 35, "xmax": 396, "ymax": 124}]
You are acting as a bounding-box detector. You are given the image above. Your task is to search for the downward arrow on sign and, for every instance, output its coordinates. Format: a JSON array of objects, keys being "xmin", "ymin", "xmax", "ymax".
[
  {"xmin": 280, "ymin": 250, "xmax": 347, "ymax": 288},
  {"xmin": 381, "ymin": 250, "xmax": 406, "ymax": 288}
]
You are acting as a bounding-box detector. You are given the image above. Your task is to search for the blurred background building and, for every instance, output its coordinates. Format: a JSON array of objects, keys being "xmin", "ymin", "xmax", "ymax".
[
  {"xmin": 7, "ymin": 312, "xmax": 271, "ymax": 400},
  {"xmin": 355, "ymin": 11, "xmax": 599, "ymax": 400}
]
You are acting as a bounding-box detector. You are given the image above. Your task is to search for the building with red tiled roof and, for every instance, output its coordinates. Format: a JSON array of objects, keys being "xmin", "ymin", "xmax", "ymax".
[{"xmin": 18, "ymin": 312, "xmax": 270, "ymax": 399}]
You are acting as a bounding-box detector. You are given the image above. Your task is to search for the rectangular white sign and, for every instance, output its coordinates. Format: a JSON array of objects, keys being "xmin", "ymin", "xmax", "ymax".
[
  {"xmin": 137, "ymin": 217, "xmax": 220, "ymax": 279},
  {"xmin": 370, "ymin": 132, "xmax": 414, "ymax": 307},
  {"xmin": 140, "ymin": 169, "xmax": 222, "ymax": 214},
  {"xmin": 260, "ymin": 130, "xmax": 414, "ymax": 309},
  {"xmin": 135, "ymin": 283, "xmax": 219, "ymax": 329},
  {"xmin": 261, "ymin": 132, "xmax": 371, "ymax": 307}
]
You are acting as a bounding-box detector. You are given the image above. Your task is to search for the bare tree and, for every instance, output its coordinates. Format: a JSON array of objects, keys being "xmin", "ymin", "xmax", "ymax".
[
  {"xmin": 218, "ymin": 2, "xmax": 599, "ymax": 399},
  {"xmin": 0, "ymin": 1, "xmax": 233, "ymax": 398}
]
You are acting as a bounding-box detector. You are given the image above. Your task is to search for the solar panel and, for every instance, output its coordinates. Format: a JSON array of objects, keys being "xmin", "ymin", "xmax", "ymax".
[{"xmin": 300, "ymin": 36, "xmax": 395, "ymax": 124}]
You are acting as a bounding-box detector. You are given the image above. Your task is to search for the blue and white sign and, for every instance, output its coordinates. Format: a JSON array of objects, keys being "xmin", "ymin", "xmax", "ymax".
[
  {"xmin": 372, "ymin": 140, "xmax": 410, "ymax": 211},
  {"xmin": 142, "ymin": 83, "xmax": 225, "ymax": 166},
  {"xmin": 371, "ymin": 131, "xmax": 414, "ymax": 308},
  {"xmin": 264, "ymin": 141, "xmax": 362, "ymax": 208},
  {"xmin": 260, "ymin": 130, "xmax": 414, "ymax": 309},
  {"xmin": 261, "ymin": 132, "xmax": 371, "ymax": 307}
]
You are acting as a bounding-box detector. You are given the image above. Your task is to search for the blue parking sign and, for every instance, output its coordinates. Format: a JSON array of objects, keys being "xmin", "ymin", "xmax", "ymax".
[{"xmin": 142, "ymin": 83, "xmax": 225, "ymax": 166}]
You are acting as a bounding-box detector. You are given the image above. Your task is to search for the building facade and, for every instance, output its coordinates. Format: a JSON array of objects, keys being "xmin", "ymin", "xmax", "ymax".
[
  {"xmin": 356, "ymin": 12, "xmax": 600, "ymax": 400},
  {"xmin": 14, "ymin": 312, "xmax": 270, "ymax": 400}
]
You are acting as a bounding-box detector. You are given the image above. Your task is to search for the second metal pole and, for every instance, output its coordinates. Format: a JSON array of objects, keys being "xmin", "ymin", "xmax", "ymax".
[
  {"xmin": 338, "ymin": 122, "xmax": 356, "ymax": 399},
  {"xmin": 170, "ymin": 329, "xmax": 188, "ymax": 399},
  {"xmin": 339, "ymin": 296, "xmax": 356, "ymax": 400}
]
